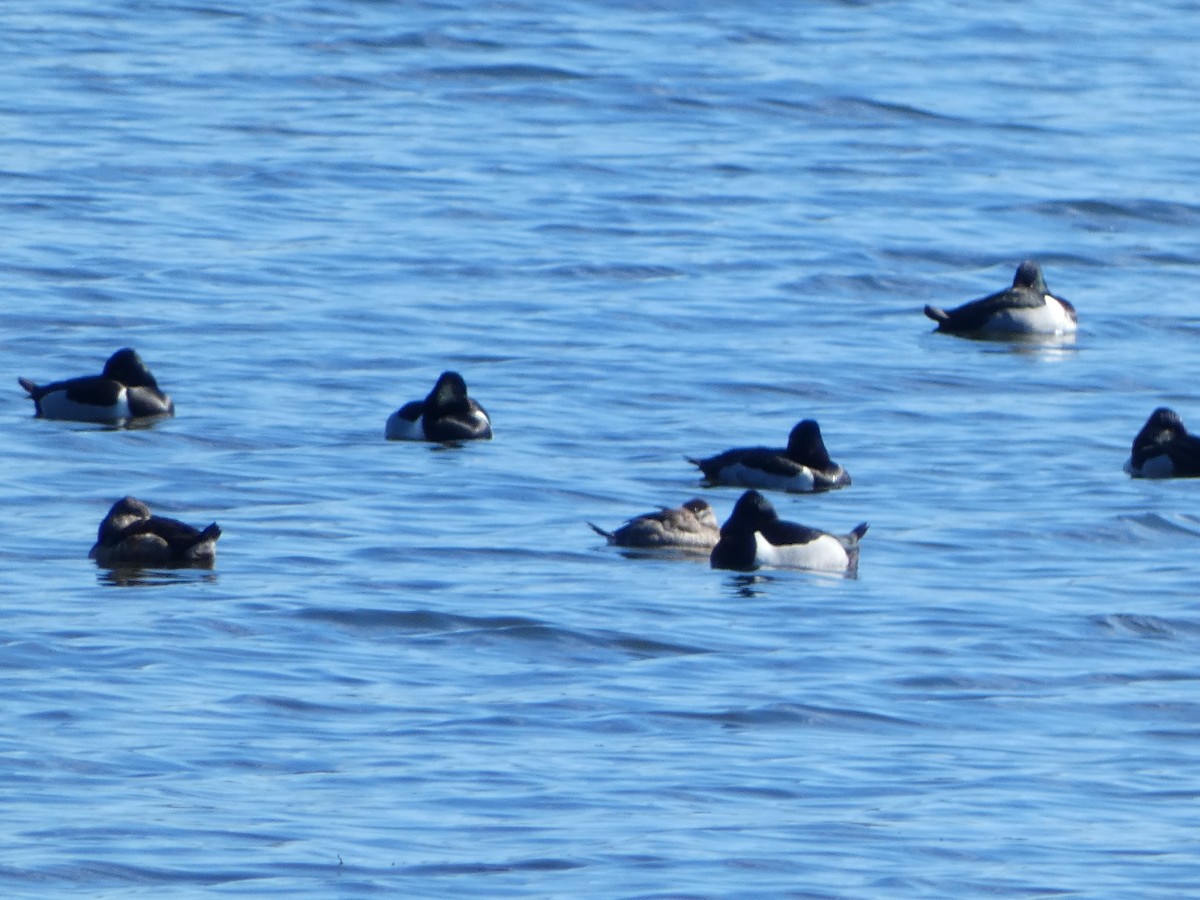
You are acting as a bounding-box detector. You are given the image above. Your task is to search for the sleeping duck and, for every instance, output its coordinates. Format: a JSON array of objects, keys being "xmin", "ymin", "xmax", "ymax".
[
  {"xmin": 89, "ymin": 497, "xmax": 221, "ymax": 568},
  {"xmin": 385, "ymin": 371, "xmax": 492, "ymax": 442},
  {"xmin": 19, "ymin": 348, "xmax": 174, "ymax": 424},
  {"xmin": 1125, "ymin": 407, "xmax": 1200, "ymax": 479},
  {"xmin": 589, "ymin": 497, "xmax": 719, "ymax": 550},
  {"xmin": 688, "ymin": 419, "xmax": 850, "ymax": 493}
]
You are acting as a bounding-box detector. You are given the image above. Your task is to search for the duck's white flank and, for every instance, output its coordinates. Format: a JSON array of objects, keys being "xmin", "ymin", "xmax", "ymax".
[
  {"xmin": 38, "ymin": 390, "xmax": 132, "ymax": 424},
  {"xmin": 1125, "ymin": 453, "xmax": 1176, "ymax": 479},
  {"xmin": 384, "ymin": 412, "xmax": 425, "ymax": 441},
  {"xmin": 979, "ymin": 296, "xmax": 1077, "ymax": 336},
  {"xmin": 716, "ymin": 462, "xmax": 818, "ymax": 493},
  {"xmin": 752, "ymin": 532, "xmax": 851, "ymax": 571}
]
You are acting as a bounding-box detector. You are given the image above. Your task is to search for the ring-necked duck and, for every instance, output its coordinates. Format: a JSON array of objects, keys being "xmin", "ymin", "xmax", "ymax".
[
  {"xmin": 19, "ymin": 348, "xmax": 174, "ymax": 424},
  {"xmin": 688, "ymin": 419, "xmax": 850, "ymax": 493},
  {"xmin": 385, "ymin": 371, "xmax": 492, "ymax": 442},
  {"xmin": 710, "ymin": 490, "xmax": 867, "ymax": 573},
  {"xmin": 924, "ymin": 260, "xmax": 1077, "ymax": 338},
  {"xmin": 1125, "ymin": 407, "xmax": 1200, "ymax": 478}
]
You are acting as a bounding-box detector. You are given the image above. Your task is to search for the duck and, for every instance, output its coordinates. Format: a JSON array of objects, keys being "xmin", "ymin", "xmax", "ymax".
[
  {"xmin": 923, "ymin": 260, "xmax": 1077, "ymax": 338},
  {"xmin": 89, "ymin": 496, "xmax": 221, "ymax": 568},
  {"xmin": 385, "ymin": 371, "xmax": 492, "ymax": 442},
  {"xmin": 18, "ymin": 347, "xmax": 174, "ymax": 424},
  {"xmin": 688, "ymin": 419, "xmax": 850, "ymax": 493},
  {"xmin": 1124, "ymin": 407, "xmax": 1200, "ymax": 478},
  {"xmin": 709, "ymin": 490, "xmax": 868, "ymax": 573},
  {"xmin": 589, "ymin": 498, "xmax": 720, "ymax": 550}
]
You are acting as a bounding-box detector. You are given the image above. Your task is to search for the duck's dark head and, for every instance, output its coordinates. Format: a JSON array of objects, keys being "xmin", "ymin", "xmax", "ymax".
[
  {"xmin": 1012, "ymin": 260, "xmax": 1048, "ymax": 294},
  {"xmin": 711, "ymin": 490, "xmax": 776, "ymax": 571},
  {"xmin": 97, "ymin": 496, "xmax": 152, "ymax": 542},
  {"xmin": 427, "ymin": 371, "xmax": 470, "ymax": 411},
  {"xmin": 724, "ymin": 490, "xmax": 777, "ymax": 533},
  {"xmin": 103, "ymin": 348, "xmax": 159, "ymax": 389},
  {"xmin": 106, "ymin": 496, "xmax": 152, "ymax": 521},
  {"xmin": 785, "ymin": 419, "xmax": 832, "ymax": 468},
  {"xmin": 1135, "ymin": 407, "xmax": 1187, "ymax": 447}
]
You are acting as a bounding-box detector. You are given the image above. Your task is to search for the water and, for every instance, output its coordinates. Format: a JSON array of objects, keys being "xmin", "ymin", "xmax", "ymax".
[{"xmin": 4, "ymin": 1, "xmax": 1200, "ymax": 896}]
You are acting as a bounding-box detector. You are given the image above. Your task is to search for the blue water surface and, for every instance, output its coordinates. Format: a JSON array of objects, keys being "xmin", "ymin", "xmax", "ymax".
[{"xmin": 4, "ymin": 1, "xmax": 1200, "ymax": 897}]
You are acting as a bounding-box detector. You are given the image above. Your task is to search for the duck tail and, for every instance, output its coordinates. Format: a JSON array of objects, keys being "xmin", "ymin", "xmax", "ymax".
[
  {"xmin": 848, "ymin": 522, "xmax": 869, "ymax": 544},
  {"xmin": 194, "ymin": 523, "xmax": 222, "ymax": 546},
  {"xmin": 17, "ymin": 377, "xmax": 39, "ymax": 397},
  {"xmin": 923, "ymin": 305, "xmax": 949, "ymax": 324},
  {"xmin": 588, "ymin": 522, "xmax": 614, "ymax": 541}
]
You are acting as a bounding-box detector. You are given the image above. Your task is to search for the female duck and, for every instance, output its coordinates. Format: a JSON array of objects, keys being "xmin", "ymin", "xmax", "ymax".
[
  {"xmin": 89, "ymin": 497, "xmax": 221, "ymax": 568},
  {"xmin": 1125, "ymin": 407, "xmax": 1200, "ymax": 478},
  {"xmin": 924, "ymin": 260, "xmax": 1077, "ymax": 338},
  {"xmin": 688, "ymin": 419, "xmax": 850, "ymax": 493},
  {"xmin": 19, "ymin": 348, "xmax": 174, "ymax": 424},
  {"xmin": 710, "ymin": 490, "xmax": 867, "ymax": 573},
  {"xmin": 385, "ymin": 371, "xmax": 492, "ymax": 442},
  {"xmin": 589, "ymin": 498, "xmax": 719, "ymax": 550}
]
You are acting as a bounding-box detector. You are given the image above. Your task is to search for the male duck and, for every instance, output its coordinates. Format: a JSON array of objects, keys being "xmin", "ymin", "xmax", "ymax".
[
  {"xmin": 924, "ymin": 260, "xmax": 1077, "ymax": 338},
  {"xmin": 709, "ymin": 490, "xmax": 868, "ymax": 573},
  {"xmin": 89, "ymin": 497, "xmax": 221, "ymax": 568},
  {"xmin": 688, "ymin": 419, "xmax": 850, "ymax": 493},
  {"xmin": 1125, "ymin": 407, "xmax": 1200, "ymax": 478},
  {"xmin": 589, "ymin": 497, "xmax": 720, "ymax": 550},
  {"xmin": 385, "ymin": 371, "xmax": 492, "ymax": 442},
  {"xmin": 19, "ymin": 347, "xmax": 174, "ymax": 424}
]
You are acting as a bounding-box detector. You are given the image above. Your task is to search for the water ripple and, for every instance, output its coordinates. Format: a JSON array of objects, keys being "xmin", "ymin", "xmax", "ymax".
[
  {"xmin": 654, "ymin": 702, "xmax": 918, "ymax": 731},
  {"xmin": 295, "ymin": 607, "xmax": 709, "ymax": 659},
  {"xmin": 423, "ymin": 64, "xmax": 587, "ymax": 81}
]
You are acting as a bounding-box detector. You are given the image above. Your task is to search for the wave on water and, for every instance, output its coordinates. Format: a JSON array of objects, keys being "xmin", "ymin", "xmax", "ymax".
[
  {"xmin": 1094, "ymin": 613, "xmax": 1200, "ymax": 640},
  {"xmin": 295, "ymin": 606, "xmax": 708, "ymax": 659},
  {"xmin": 1117, "ymin": 512, "xmax": 1200, "ymax": 539},
  {"xmin": 537, "ymin": 263, "xmax": 685, "ymax": 281},
  {"xmin": 1013, "ymin": 198, "xmax": 1200, "ymax": 226},
  {"xmin": 653, "ymin": 701, "xmax": 918, "ymax": 731},
  {"xmin": 318, "ymin": 32, "xmax": 506, "ymax": 53},
  {"xmin": 422, "ymin": 64, "xmax": 587, "ymax": 82}
]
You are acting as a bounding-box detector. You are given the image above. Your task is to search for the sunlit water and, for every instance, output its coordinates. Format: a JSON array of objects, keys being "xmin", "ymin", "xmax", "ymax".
[{"xmin": 4, "ymin": 2, "xmax": 1200, "ymax": 896}]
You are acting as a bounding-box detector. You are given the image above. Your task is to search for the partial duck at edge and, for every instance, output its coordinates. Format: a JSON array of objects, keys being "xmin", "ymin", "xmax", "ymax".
[{"xmin": 1125, "ymin": 407, "xmax": 1200, "ymax": 478}]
